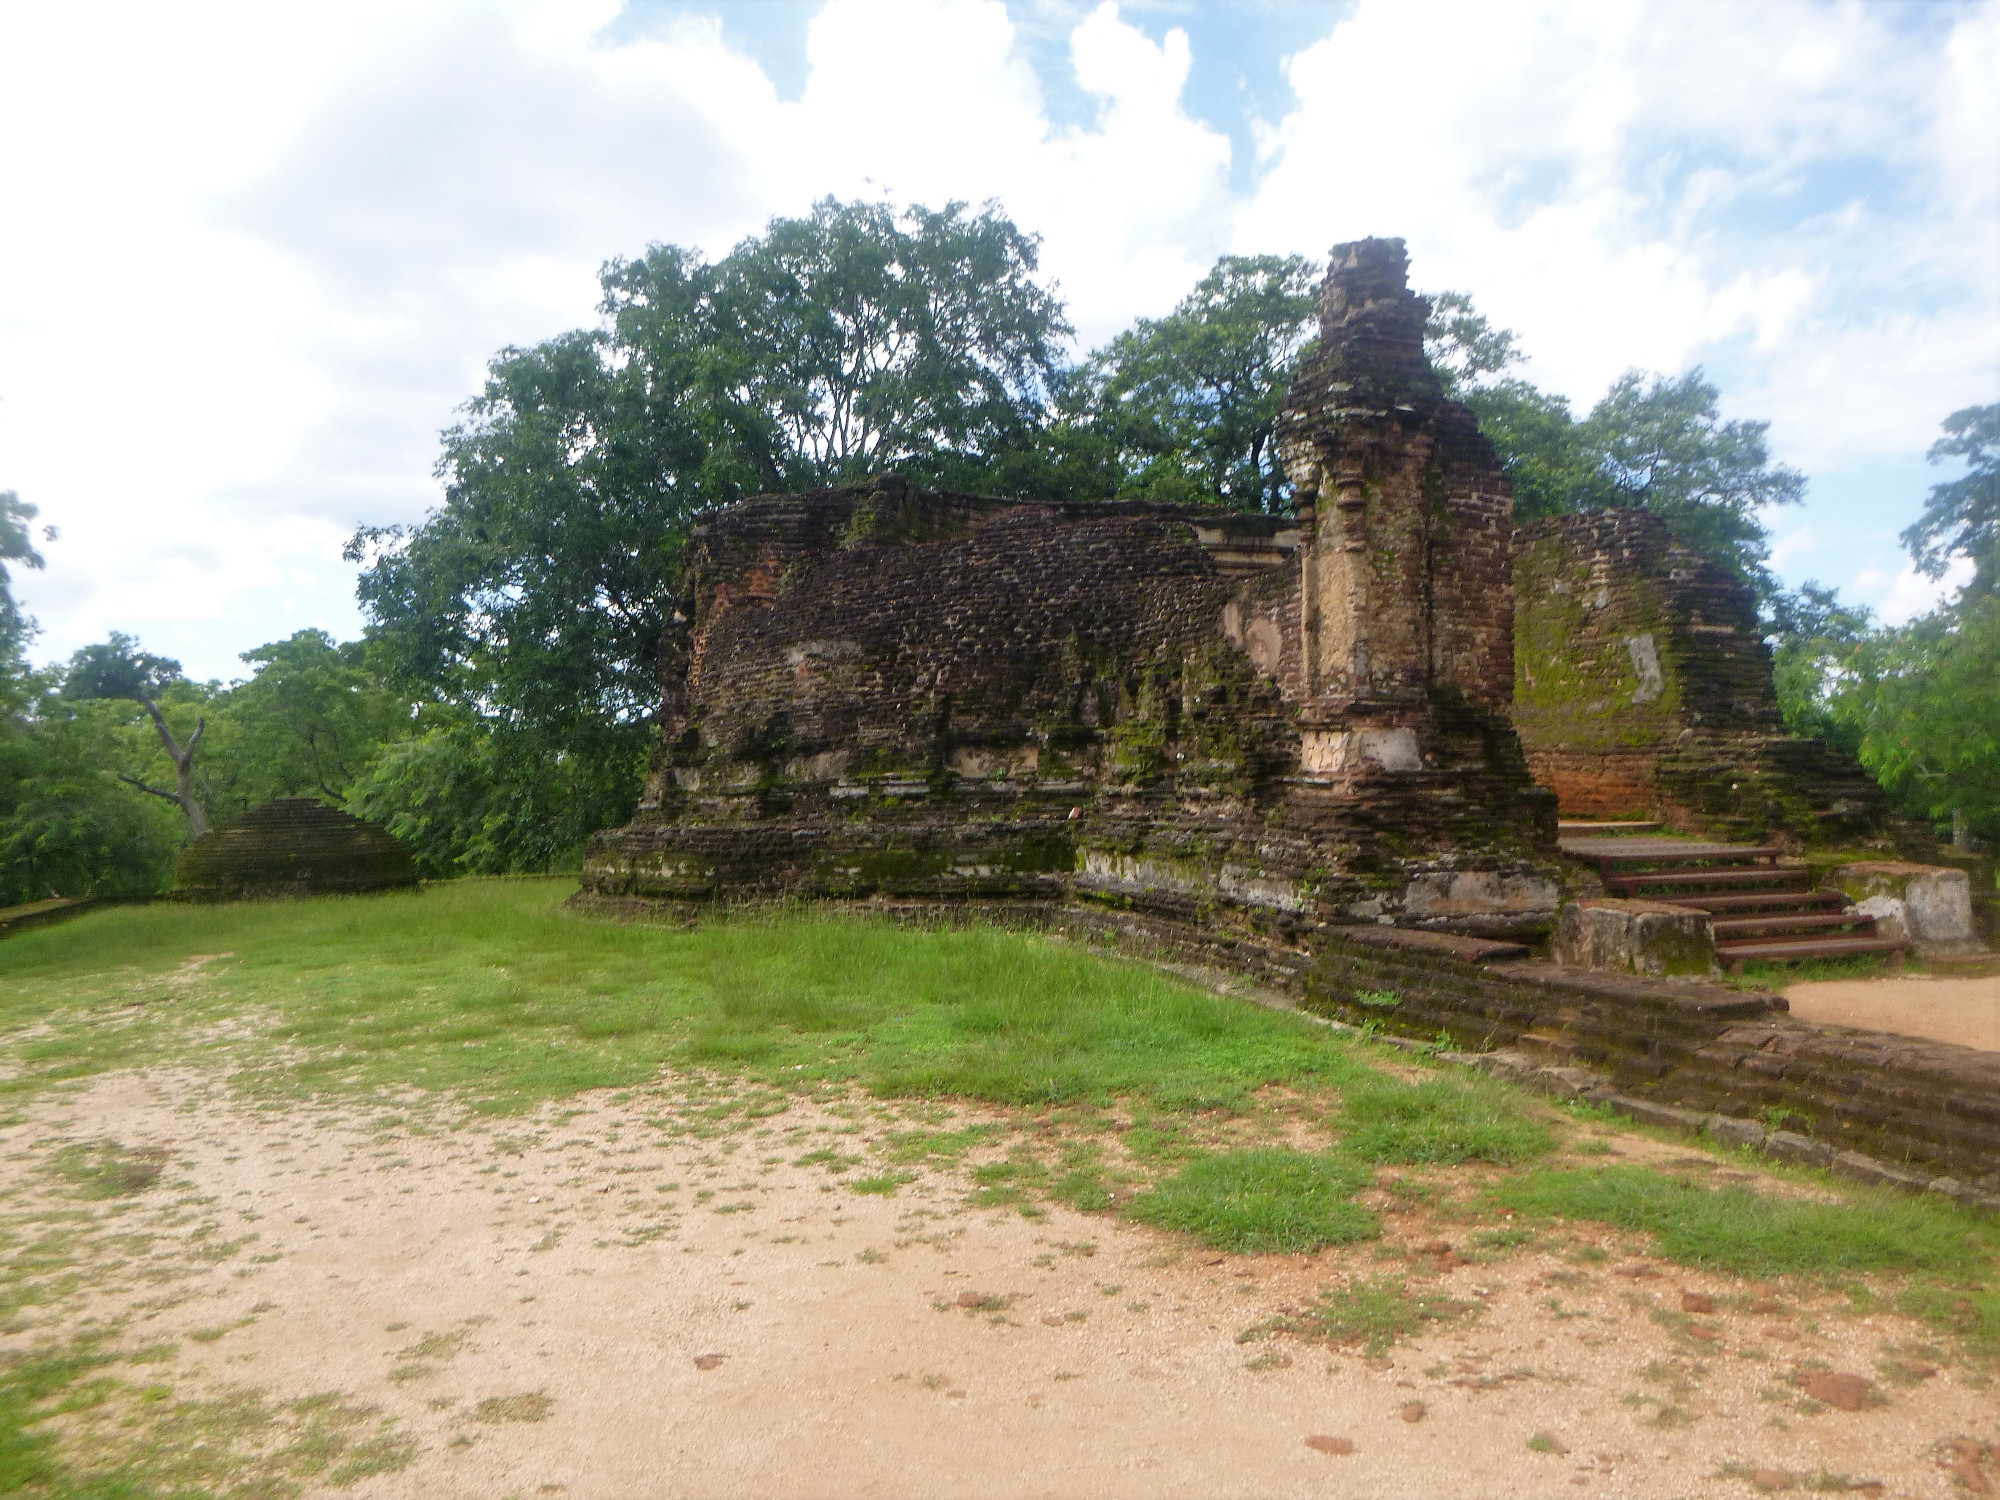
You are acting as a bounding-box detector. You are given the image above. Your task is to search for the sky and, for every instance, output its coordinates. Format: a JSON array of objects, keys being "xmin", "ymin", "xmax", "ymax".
[{"xmin": 1, "ymin": 0, "xmax": 1995, "ymax": 683}]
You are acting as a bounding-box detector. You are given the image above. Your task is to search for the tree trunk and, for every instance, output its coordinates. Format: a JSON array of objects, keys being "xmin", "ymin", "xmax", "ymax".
[{"xmin": 121, "ymin": 698, "xmax": 210, "ymax": 835}]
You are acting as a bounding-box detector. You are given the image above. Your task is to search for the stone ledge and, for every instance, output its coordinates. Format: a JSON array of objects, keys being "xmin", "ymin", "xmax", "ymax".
[{"xmin": 1463, "ymin": 1048, "xmax": 2000, "ymax": 1213}]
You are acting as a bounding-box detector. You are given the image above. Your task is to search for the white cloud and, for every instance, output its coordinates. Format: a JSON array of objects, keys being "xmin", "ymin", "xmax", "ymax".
[
  {"xmin": 1, "ymin": 0, "xmax": 1993, "ymax": 678},
  {"xmin": 1860, "ymin": 556, "xmax": 1977, "ymax": 627}
]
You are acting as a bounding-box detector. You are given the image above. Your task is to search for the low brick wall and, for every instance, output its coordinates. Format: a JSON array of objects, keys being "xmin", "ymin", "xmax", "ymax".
[{"xmin": 1306, "ymin": 929, "xmax": 2000, "ymax": 1196}]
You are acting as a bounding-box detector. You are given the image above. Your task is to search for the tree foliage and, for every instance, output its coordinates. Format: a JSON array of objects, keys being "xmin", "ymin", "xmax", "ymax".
[
  {"xmin": 1829, "ymin": 593, "xmax": 2000, "ymax": 845},
  {"xmin": 1901, "ymin": 403, "xmax": 1999, "ymax": 598},
  {"xmin": 1071, "ymin": 254, "xmax": 1321, "ymax": 511},
  {"xmin": 1424, "ymin": 299, "xmax": 1806, "ymax": 594},
  {"xmin": 347, "ymin": 198, "xmax": 1071, "ymax": 816}
]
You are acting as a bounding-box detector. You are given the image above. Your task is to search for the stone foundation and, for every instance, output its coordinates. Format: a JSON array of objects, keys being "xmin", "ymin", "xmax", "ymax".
[{"xmin": 1305, "ymin": 930, "xmax": 2000, "ymax": 1194}]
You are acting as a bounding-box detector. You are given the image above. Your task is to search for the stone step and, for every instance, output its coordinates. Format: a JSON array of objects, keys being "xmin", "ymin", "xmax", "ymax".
[
  {"xmin": 1653, "ymin": 890, "xmax": 1848, "ymax": 914},
  {"xmin": 1606, "ymin": 868, "xmax": 1808, "ymax": 893},
  {"xmin": 1715, "ymin": 935, "xmax": 1906, "ymax": 964},
  {"xmin": 1710, "ymin": 911, "xmax": 1877, "ymax": 938},
  {"xmin": 1572, "ymin": 842, "xmax": 1779, "ymax": 867}
]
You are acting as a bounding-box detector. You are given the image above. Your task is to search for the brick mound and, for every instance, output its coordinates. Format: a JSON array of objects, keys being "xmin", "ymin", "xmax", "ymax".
[{"xmin": 173, "ymin": 798, "xmax": 417, "ymax": 902}]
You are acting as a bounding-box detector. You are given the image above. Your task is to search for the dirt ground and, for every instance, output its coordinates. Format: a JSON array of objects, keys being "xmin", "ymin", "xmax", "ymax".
[
  {"xmin": 1785, "ymin": 973, "xmax": 2000, "ymax": 1052},
  {"xmin": 5, "ymin": 1069, "xmax": 1996, "ymax": 1500}
]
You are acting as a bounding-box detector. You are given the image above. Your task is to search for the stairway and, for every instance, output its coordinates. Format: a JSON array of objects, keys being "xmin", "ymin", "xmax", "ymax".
[{"xmin": 1558, "ymin": 827, "xmax": 1906, "ymax": 972}]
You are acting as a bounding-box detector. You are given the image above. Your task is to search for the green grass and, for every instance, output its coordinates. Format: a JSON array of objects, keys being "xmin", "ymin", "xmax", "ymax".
[
  {"xmin": 1127, "ymin": 1150, "xmax": 1378, "ymax": 1254},
  {"xmin": 1271, "ymin": 1274, "xmax": 1479, "ymax": 1356},
  {"xmin": 1339, "ymin": 1076, "xmax": 1554, "ymax": 1165},
  {"xmin": 1495, "ymin": 1166, "xmax": 1998, "ymax": 1279},
  {"xmin": 0, "ymin": 881, "xmax": 1366, "ymax": 1116}
]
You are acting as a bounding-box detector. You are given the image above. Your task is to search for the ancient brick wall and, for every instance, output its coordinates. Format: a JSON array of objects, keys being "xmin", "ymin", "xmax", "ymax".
[
  {"xmin": 1306, "ymin": 932, "xmax": 2000, "ymax": 1192},
  {"xmin": 173, "ymin": 799, "xmax": 418, "ymax": 902},
  {"xmin": 1513, "ymin": 509, "xmax": 1898, "ymax": 846},
  {"xmin": 584, "ymin": 238, "xmax": 1561, "ymax": 937}
]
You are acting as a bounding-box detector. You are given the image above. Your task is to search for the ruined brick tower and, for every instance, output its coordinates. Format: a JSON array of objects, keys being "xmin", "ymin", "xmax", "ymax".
[
  {"xmin": 1274, "ymin": 236, "xmax": 1518, "ymax": 782},
  {"xmin": 581, "ymin": 237, "xmax": 1558, "ymax": 943}
]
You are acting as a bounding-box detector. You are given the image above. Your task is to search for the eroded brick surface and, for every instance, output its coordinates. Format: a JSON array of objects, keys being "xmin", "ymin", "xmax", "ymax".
[{"xmin": 583, "ymin": 238, "xmax": 1559, "ymax": 937}]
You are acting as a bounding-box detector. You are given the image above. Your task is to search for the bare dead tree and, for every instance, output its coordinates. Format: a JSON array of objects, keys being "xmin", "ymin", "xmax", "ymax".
[{"xmin": 116, "ymin": 697, "xmax": 210, "ymax": 836}]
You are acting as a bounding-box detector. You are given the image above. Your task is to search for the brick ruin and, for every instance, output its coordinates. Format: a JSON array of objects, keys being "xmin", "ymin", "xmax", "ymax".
[
  {"xmin": 174, "ymin": 798, "xmax": 418, "ymax": 902},
  {"xmin": 1512, "ymin": 510, "xmax": 1897, "ymax": 847},
  {"xmin": 581, "ymin": 238, "xmax": 1562, "ymax": 940},
  {"xmin": 578, "ymin": 236, "xmax": 2000, "ymax": 1200}
]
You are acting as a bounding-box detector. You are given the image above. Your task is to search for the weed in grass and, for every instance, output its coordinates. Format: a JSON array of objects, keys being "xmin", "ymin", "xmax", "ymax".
[
  {"xmin": 471, "ymin": 1391, "xmax": 553, "ymax": 1424},
  {"xmin": 1339, "ymin": 1077, "xmax": 1553, "ymax": 1166},
  {"xmin": 1282, "ymin": 1275, "xmax": 1480, "ymax": 1356},
  {"xmin": 1127, "ymin": 1150, "xmax": 1378, "ymax": 1255},
  {"xmin": 849, "ymin": 1173, "xmax": 915, "ymax": 1197}
]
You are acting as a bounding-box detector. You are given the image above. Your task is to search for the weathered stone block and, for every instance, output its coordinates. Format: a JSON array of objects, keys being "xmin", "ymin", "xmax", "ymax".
[
  {"xmin": 1706, "ymin": 1116, "xmax": 1766, "ymax": 1149},
  {"xmin": 1762, "ymin": 1130, "xmax": 1832, "ymax": 1168},
  {"xmin": 1823, "ymin": 861, "xmax": 1984, "ymax": 956},
  {"xmin": 1553, "ymin": 898, "xmax": 1718, "ymax": 977}
]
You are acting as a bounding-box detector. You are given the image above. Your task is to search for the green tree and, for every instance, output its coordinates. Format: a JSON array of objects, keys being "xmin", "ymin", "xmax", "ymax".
[
  {"xmin": 0, "ymin": 490, "xmax": 49, "ymax": 677},
  {"xmin": 1424, "ymin": 298, "xmax": 1805, "ymax": 592},
  {"xmin": 1901, "ymin": 403, "xmax": 1999, "ymax": 599},
  {"xmin": 1765, "ymin": 581, "xmax": 1871, "ymax": 750},
  {"xmin": 1076, "ymin": 254, "xmax": 1321, "ymax": 511},
  {"xmin": 1829, "ymin": 593, "xmax": 2000, "ymax": 846},
  {"xmin": 344, "ymin": 722, "xmax": 634, "ymax": 878},
  {"xmin": 202, "ymin": 630, "xmax": 412, "ymax": 816},
  {"xmin": 349, "ymin": 199, "xmax": 1070, "ymax": 849}
]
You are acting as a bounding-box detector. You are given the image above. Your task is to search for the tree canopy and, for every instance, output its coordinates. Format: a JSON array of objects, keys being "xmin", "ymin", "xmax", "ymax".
[{"xmin": 1901, "ymin": 403, "xmax": 1999, "ymax": 598}]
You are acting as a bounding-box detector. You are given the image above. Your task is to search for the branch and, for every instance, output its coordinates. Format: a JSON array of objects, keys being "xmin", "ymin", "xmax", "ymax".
[{"xmin": 116, "ymin": 774, "xmax": 186, "ymax": 805}]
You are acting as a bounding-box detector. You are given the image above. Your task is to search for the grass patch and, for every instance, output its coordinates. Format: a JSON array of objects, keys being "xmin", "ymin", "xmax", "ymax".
[
  {"xmin": 1495, "ymin": 1166, "xmax": 1995, "ymax": 1280},
  {"xmin": 1339, "ymin": 1076, "xmax": 1554, "ymax": 1165},
  {"xmin": 47, "ymin": 1141, "xmax": 169, "ymax": 1200},
  {"xmin": 1127, "ymin": 1150, "xmax": 1378, "ymax": 1254},
  {"xmin": 0, "ymin": 881, "xmax": 1368, "ymax": 1117},
  {"xmin": 1277, "ymin": 1275, "xmax": 1480, "ymax": 1356}
]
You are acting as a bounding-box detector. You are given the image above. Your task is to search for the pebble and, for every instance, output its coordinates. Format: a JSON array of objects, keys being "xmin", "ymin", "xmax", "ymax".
[
  {"xmin": 1796, "ymin": 1371, "xmax": 1874, "ymax": 1411},
  {"xmin": 1680, "ymin": 1291, "xmax": 1715, "ymax": 1314},
  {"xmin": 1399, "ymin": 1402, "xmax": 1426, "ymax": 1423},
  {"xmin": 1304, "ymin": 1436, "xmax": 1354, "ymax": 1456}
]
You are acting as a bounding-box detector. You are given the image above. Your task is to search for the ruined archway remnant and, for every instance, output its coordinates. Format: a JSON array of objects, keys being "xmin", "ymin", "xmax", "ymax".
[
  {"xmin": 581, "ymin": 238, "xmax": 1560, "ymax": 942},
  {"xmin": 172, "ymin": 798, "xmax": 418, "ymax": 902}
]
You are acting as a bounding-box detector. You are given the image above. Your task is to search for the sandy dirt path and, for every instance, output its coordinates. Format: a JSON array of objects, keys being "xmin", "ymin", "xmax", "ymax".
[
  {"xmin": 1785, "ymin": 974, "xmax": 2000, "ymax": 1052},
  {"xmin": 3, "ymin": 1068, "xmax": 1995, "ymax": 1500}
]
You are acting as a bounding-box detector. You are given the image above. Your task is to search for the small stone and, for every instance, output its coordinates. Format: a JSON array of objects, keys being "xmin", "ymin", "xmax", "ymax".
[
  {"xmin": 1687, "ymin": 1324, "xmax": 1721, "ymax": 1343},
  {"xmin": 1304, "ymin": 1435, "xmax": 1355, "ymax": 1456},
  {"xmin": 1365, "ymin": 1357, "xmax": 1394, "ymax": 1372},
  {"xmin": 1040, "ymin": 1314, "xmax": 1064, "ymax": 1327},
  {"xmin": 957, "ymin": 1292, "xmax": 984, "ymax": 1308},
  {"xmin": 946, "ymin": 1388, "xmax": 967, "ymax": 1400},
  {"xmin": 1614, "ymin": 1262, "xmax": 1659, "ymax": 1279},
  {"xmin": 1797, "ymin": 1372, "xmax": 1874, "ymax": 1411},
  {"xmin": 1749, "ymin": 1468, "xmax": 1793, "ymax": 1491},
  {"xmin": 1748, "ymin": 1298, "xmax": 1786, "ymax": 1315},
  {"xmin": 693, "ymin": 1353, "xmax": 726, "ymax": 1370},
  {"xmin": 1680, "ymin": 1291, "xmax": 1715, "ymax": 1314},
  {"xmin": 1399, "ymin": 1402, "xmax": 1426, "ymax": 1423}
]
